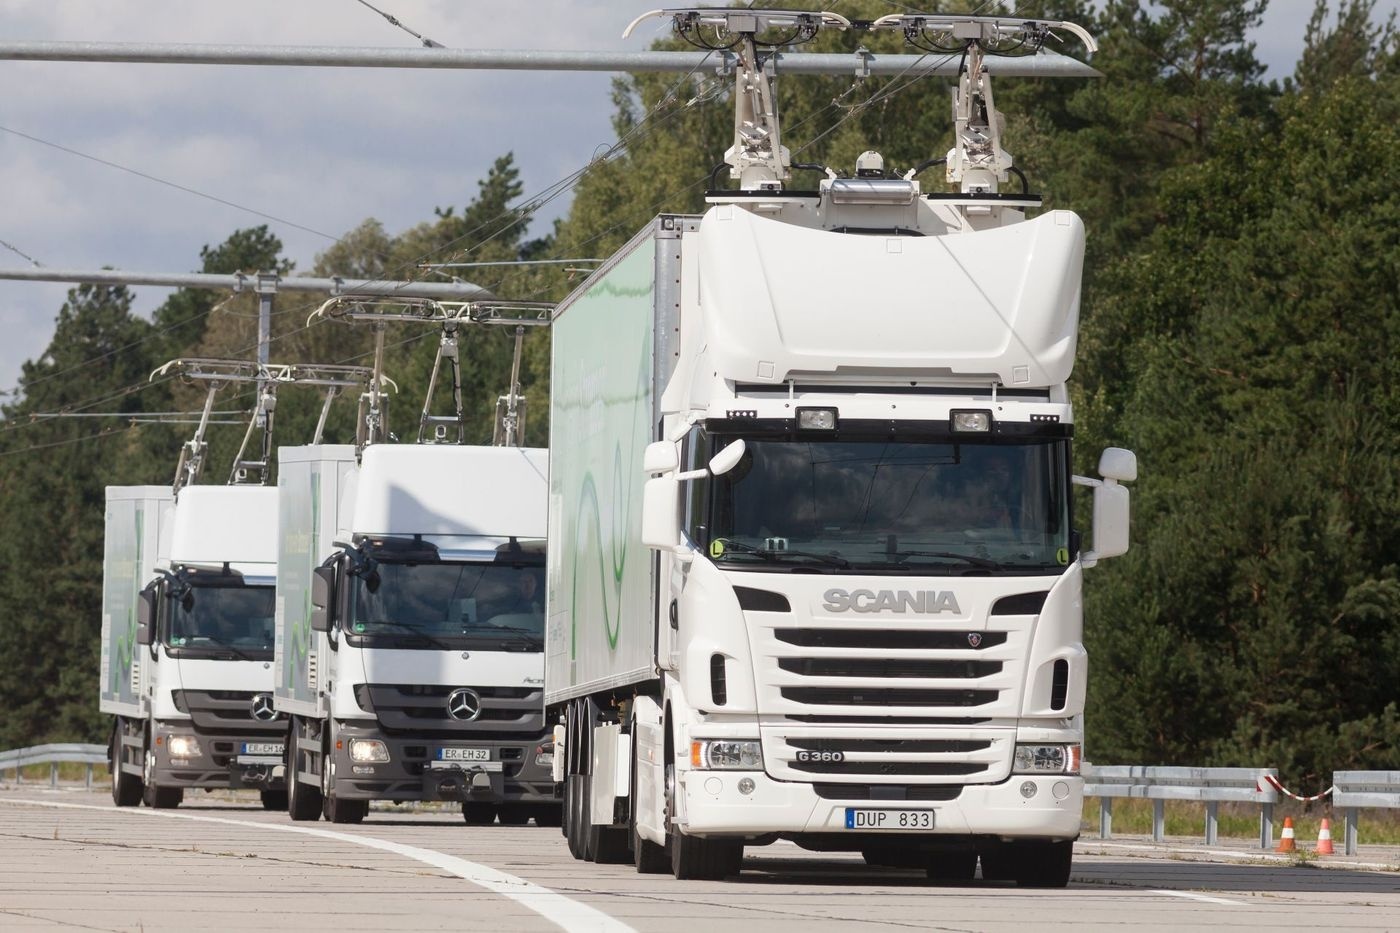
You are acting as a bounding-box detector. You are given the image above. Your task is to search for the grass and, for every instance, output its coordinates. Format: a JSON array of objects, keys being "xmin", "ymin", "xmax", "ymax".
[
  {"xmin": 1084, "ymin": 797, "xmax": 1400, "ymax": 846},
  {"xmin": 2, "ymin": 761, "xmax": 109, "ymax": 785}
]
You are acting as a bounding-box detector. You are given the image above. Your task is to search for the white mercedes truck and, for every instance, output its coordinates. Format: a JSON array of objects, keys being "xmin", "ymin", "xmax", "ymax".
[
  {"xmin": 276, "ymin": 300, "xmax": 557, "ymax": 825},
  {"xmin": 106, "ymin": 484, "xmax": 285, "ymax": 809},
  {"xmin": 546, "ymin": 11, "xmax": 1134, "ymax": 884}
]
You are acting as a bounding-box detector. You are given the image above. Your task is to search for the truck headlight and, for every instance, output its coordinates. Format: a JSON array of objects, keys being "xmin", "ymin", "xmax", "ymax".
[
  {"xmin": 690, "ymin": 739, "xmax": 762, "ymax": 770},
  {"xmin": 348, "ymin": 738, "xmax": 390, "ymax": 763},
  {"xmin": 1013, "ymin": 743, "xmax": 1081, "ymax": 775},
  {"xmin": 534, "ymin": 741, "xmax": 554, "ymax": 769},
  {"xmin": 167, "ymin": 735, "xmax": 202, "ymax": 759}
]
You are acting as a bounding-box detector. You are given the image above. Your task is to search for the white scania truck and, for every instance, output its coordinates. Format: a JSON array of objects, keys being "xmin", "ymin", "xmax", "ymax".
[
  {"xmin": 546, "ymin": 11, "xmax": 1134, "ymax": 884},
  {"xmin": 275, "ymin": 300, "xmax": 557, "ymax": 824}
]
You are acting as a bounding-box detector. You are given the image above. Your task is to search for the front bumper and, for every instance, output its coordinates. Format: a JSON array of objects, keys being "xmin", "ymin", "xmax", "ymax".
[
  {"xmin": 676, "ymin": 770, "xmax": 1082, "ymax": 843},
  {"xmin": 327, "ymin": 721, "xmax": 558, "ymax": 803},
  {"xmin": 151, "ymin": 722, "xmax": 286, "ymax": 790}
]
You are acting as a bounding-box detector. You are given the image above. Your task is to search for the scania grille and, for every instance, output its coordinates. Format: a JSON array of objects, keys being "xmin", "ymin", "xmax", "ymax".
[
  {"xmin": 779, "ymin": 657, "xmax": 1004, "ymax": 679},
  {"xmin": 774, "ymin": 629, "xmax": 1009, "ymax": 651},
  {"xmin": 763, "ymin": 624, "xmax": 1026, "ymax": 719},
  {"xmin": 761, "ymin": 729, "xmax": 1012, "ymax": 784},
  {"xmin": 355, "ymin": 684, "xmax": 545, "ymax": 738},
  {"xmin": 171, "ymin": 690, "xmax": 284, "ymax": 736},
  {"xmin": 781, "ymin": 687, "xmax": 998, "ymax": 707}
]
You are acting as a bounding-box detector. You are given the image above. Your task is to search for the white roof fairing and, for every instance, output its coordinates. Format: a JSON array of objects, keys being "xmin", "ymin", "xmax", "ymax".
[{"xmin": 695, "ymin": 206, "xmax": 1085, "ymax": 388}]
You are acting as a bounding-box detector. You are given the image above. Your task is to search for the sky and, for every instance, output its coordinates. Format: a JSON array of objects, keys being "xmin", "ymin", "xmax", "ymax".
[{"xmin": 0, "ymin": 0, "xmax": 1392, "ymax": 396}]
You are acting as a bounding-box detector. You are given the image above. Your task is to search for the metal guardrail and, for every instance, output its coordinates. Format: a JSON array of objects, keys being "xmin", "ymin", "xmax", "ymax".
[
  {"xmin": 1085, "ymin": 765, "xmax": 1281, "ymax": 848},
  {"xmin": 1332, "ymin": 770, "xmax": 1400, "ymax": 856},
  {"xmin": 0, "ymin": 743, "xmax": 107, "ymax": 789}
]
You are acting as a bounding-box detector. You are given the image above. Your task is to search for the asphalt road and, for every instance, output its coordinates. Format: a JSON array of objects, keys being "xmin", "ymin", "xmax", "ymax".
[{"xmin": 1, "ymin": 787, "xmax": 1397, "ymax": 932}]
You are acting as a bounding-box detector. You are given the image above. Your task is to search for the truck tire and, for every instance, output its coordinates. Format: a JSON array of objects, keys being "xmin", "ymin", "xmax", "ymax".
[
  {"xmin": 664, "ymin": 761, "xmax": 741, "ymax": 880},
  {"xmin": 259, "ymin": 789, "xmax": 288, "ymax": 811},
  {"xmin": 109, "ymin": 720, "xmax": 142, "ymax": 807},
  {"xmin": 320, "ymin": 731, "xmax": 367, "ymax": 824},
  {"xmin": 286, "ymin": 721, "xmax": 322, "ymax": 821},
  {"xmin": 669, "ymin": 829, "xmax": 742, "ymax": 881},
  {"xmin": 564, "ymin": 774, "xmax": 586, "ymax": 858},
  {"xmin": 631, "ymin": 723, "xmax": 667, "ymax": 873},
  {"xmin": 141, "ymin": 742, "xmax": 182, "ymax": 809},
  {"xmin": 462, "ymin": 803, "xmax": 497, "ymax": 825}
]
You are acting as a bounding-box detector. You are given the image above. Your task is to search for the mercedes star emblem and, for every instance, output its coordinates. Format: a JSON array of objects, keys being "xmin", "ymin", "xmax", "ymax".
[
  {"xmin": 446, "ymin": 687, "xmax": 482, "ymax": 722},
  {"xmin": 251, "ymin": 693, "xmax": 278, "ymax": 722}
]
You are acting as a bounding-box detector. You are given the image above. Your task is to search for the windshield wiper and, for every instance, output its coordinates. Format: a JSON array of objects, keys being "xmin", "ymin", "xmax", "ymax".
[
  {"xmin": 716, "ymin": 539, "xmax": 851, "ymax": 569},
  {"xmin": 185, "ymin": 636, "xmax": 258, "ymax": 661},
  {"xmin": 888, "ymin": 550, "xmax": 1005, "ymax": 570},
  {"xmin": 476, "ymin": 624, "xmax": 544, "ymax": 651},
  {"xmin": 356, "ymin": 621, "xmax": 455, "ymax": 651}
]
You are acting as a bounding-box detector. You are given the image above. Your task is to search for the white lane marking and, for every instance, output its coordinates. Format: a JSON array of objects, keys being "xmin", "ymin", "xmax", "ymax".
[
  {"xmin": 1153, "ymin": 890, "xmax": 1247, "ymax": 907},
  {"xmin": 0, "ymin": 798, "xmax": 633, "ymax": 933}
]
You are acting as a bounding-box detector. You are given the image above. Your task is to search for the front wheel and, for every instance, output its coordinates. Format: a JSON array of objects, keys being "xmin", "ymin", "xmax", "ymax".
[
  {"xmin": 320, "ymin": 732, "xmax": 367, "ymax": 824},
  {"xmin": 141, "ymin": 742, "xmax": 182, "ymax": 809},
  {"xmin": 462, "ymin": 802, "xmax": 497, "ymax": 825},
  {"xmin": 631, "ymin": 722, "xmax": 667, "ymax": 874},
  {"xmin": 109, "ymin": 720, "xmax": 142, "ymax": 807},
  {"xmin": 286, "ymin": 721, "xmax": 323, "ymax": 821},
  {"xmin": 665, "ymin": 762, "xmax": 741, "ymax": 880}
]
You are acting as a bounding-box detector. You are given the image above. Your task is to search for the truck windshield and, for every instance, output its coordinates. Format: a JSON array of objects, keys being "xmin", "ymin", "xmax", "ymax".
[
  {"xmin": 706, "ymin": 437, "xmax": 1070, "ymax": 575},
  {"xmin": 345, "ymin": 560, "xmax": 545, "ymax": 651},
  {"xmin": 166, "ymin": 584, "xmax": 276, "ymax": 660}
]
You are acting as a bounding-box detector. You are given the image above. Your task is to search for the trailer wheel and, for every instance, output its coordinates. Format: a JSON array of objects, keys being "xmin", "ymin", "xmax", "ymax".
[
  {"xmin": 286, "ymin": 720, "xmax": 322, "ymax": 821},
  {"xmin": 109, "ymin": 719, "xmax": 142, "ymax": 807}
]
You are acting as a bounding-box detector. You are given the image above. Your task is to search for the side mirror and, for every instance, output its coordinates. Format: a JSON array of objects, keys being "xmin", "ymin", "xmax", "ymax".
[
  {"xmin": 641, "ymin": 476, "xmax": 681, "ymax": 550},
  {"xmin": 708, "ymin": 439, "xmax": 746, "ymax": 476},
  {"xmin": 135, "ymin": 589, "xmax": 156, "ymax": 646},
  {"xmin": 643, "ymin": 440, "xmax": 679, "ymax": 475},
  {"xmin": 1087, "ymin": 482, "xmax": 1130, "ymax": 562},
  {"xmin": 310, "ymin": 565, "xmax": 335, "ymax": 633},
  {"xmin": 1098, "ymin": 447, "xmax": 1138, "ymax": 483},
  {"xmin": 1082, "ymin": 446, "xmax": 1136, "ymax": 564}
]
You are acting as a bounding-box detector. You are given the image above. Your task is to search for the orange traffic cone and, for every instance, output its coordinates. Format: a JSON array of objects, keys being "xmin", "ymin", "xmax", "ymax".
[
  {"xmin": 1314, "ymin": 818, "xmax": 1335, "ymax": 855},
  {"xmin": 1276, "ymin": 816, "xmax": 1297, "ymax": 852}
]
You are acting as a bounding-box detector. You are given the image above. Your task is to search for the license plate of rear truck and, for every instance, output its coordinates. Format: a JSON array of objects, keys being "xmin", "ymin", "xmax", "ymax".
[
  {"xmin": 241, "ymin": 742, "xmax": 283, "ymax": 756},
  {"xmin": 845, "ymin": 808, "xmax": 934, "ymax": 830}
]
